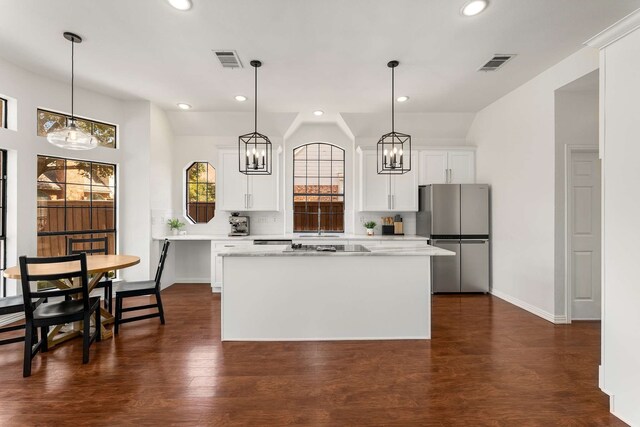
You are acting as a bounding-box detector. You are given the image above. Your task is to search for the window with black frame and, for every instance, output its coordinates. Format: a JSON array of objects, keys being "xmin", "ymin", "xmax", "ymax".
[
  {"xmin": 0, "ymin": 150, "xmax": 7, "ymax": 297},
  {"xmin": 0, "ymin": 97, "xmax": 7, "ymax": 129},
  {"xmin": 186, "ymin": 162, "xmax": 216, "ymax": 223},
  {"xmin": 36, "ymin": 156, "xmax": 116, "ymax": 258},
  {"xmin": 293, "ymin": 143, "xmax": 345, "ymax": 233},
  {"xmin": 36, "ymin": 109, "xmax": 117, "ymax": 148}
]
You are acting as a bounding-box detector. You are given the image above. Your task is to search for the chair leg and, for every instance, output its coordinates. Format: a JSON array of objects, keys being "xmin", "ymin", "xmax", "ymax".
[
  {"xmin": 115, "ymin": 296, "xmax": 121, "ymax": 335},
  {"xmin": 106, "ymin": 284, "xmax": 113, "ymax": 314},
  {"xmin": 40, "ymin": 326, "xmax": 48, "ymax": 353},
  {"xmin": 95, "ymin": 308, "xmax": 101, "ymax": 342},
  {"xmin": 83, "ymin": 313, "xmax": 91, "ymax": 364},
  {"xmin": 156, "ymin": 291, "xmax": 166, "ymax": 325},
  {"xmin": 23, "ymin": 322, "xmax": 35, "ymax": 377}
]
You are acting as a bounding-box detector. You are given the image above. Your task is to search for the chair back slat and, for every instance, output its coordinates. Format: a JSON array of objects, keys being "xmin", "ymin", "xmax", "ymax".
[
  {"xmin": 154, "ymin": 240, "xmax": 171, "ymax": 289},
  {"xmin": 68, "ymin": 236, "xmax": 109, "ymax": 256},
  {"xmin": 19, "ymin": 253, "xmax": 90, "ymax": 320}
]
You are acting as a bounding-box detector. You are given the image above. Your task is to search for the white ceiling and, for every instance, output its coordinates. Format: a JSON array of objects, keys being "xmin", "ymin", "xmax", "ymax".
[{"xmin": 0, "ymin": 0, "xmax": 638, "ymax": 116}]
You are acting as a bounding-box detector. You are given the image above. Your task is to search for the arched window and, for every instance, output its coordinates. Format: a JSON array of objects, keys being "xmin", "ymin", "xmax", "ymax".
[
  {"xmin": 293, "ymin": 143, "xmax": 345, "ymax": 233},
  {"xmin": 186, "ymin": 162, "xmax": 216, "ymax": 224}
]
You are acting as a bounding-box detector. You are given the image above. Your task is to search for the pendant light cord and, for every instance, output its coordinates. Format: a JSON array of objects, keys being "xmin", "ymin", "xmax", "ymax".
[
  {"xmin": 391, "ymin": 65, "xmax": 394, "ymax": 133},
  {"xmin": 71, "ymin": 38, "xmax": 75, "ymax": 120},
  {"xmin": 254, "ymin": 64, "xmax": 258, "ymax": 133}
]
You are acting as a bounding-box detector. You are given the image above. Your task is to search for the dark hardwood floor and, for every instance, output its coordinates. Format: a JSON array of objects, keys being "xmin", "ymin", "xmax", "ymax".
[{"xmin": 0, "ymin": 285, "xmax": 623, "ymax": 426}]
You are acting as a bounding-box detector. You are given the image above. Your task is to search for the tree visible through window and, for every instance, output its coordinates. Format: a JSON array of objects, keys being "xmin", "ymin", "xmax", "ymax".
[
  {"xmin": 293, "ymin": 143, "xmax": 345, "ymax": 232},
  {"xmin": 37, "ymin": 109, "xmax": 117, "ymax": 148},
  {"xmin": 186, "ymin": 162, "xmax": 216, "ymax": 223},
  {"xmin": 36, "ymin": 156, "xmax": 116, "ymax": 257}
]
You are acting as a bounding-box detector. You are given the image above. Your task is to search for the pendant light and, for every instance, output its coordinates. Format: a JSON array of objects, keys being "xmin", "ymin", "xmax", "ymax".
[
  {"xmin": 47, "ymin": 32, "xmax": 98, "ymax": 150},
  {"xmin": 238, "ymin": 60, "xmax": 272, "ymax": 175},
  {"xmin": 377, "ymin": 60, "xmax": 411, "ymax": 174}
]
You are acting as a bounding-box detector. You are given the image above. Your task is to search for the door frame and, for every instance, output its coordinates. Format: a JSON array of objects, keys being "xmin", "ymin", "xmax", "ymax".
[{"xmin": 564, "ymin": 145, "xmax": 600, "ymax": 323}]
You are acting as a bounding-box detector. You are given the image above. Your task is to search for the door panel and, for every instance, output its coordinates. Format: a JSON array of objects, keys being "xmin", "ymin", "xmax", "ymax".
[
  {"xmin": 431, "ymin": 240, "xmax": 460, "ymax": 293},
  {"xmin": 431, "ymin": 184, "xmax": 460, "ymax": 235},
  {"xmin": 390, "ymin": 152, "xmax": 418, "ymax": 211},
  {"xmin": 460, "ymin": 240, "xmax": 489, "ymax": 293},
  {"xmin": 360, "ymin": 151, "xmax": 390, "ymax": 211},
  {"xmin": 219, "ymin": 150, "xmax": 247, "ymax": 211},
  {"xmin": 448, "ymin": 151, "xmax": 475, "ymax": 184},
  {"xmin": 461, "ymin": 185, "xmax": 489, "ymax": 236},
  {"xmin": 569, "ymin": 151, "xmax": 601, "ymax": 320},
  {"xmin": 419, "ymin": 151, "xmax": 448, "ymax": 185}
]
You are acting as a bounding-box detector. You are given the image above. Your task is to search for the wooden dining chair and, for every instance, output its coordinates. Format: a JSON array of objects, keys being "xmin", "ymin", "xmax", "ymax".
[
  {"xmin": 0, "ymin": 296, "xmax": 44, "ymax": 346},
  {"xmin": 67, "ymin": 236, "xmax": 113, "ymax": 314},
  {"xmin": 19, "ymin": 253, "xmax": 101, "ymax": 377},
  {"xmin": 115, "ymin": 239, "xmax": 170, "ymax": 334}
]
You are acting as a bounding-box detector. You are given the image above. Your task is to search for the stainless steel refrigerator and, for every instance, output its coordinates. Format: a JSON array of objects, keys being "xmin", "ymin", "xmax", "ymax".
[{"xmin": 417, "ymin": 184, "xmax": 490, "ymax": 293}]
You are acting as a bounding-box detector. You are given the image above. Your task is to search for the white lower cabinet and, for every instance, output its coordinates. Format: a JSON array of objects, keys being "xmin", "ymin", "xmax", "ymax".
[
  {"xmin": 211, "ymin": 241, "xmax": 253, "ymax": 292},
  {"xmin": 218, "ymin": 149, "xmax": 280, "ymax": 212},
  {"xmin": 418, "ymin": 150, "xmax": 475, "ymax": 185},
  {"xmin": 358, "ymin": 148, "xmax": 418, "ymax": 212}
]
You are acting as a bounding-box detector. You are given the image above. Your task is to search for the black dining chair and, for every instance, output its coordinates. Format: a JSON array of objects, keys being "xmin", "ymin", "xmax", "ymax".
[
  {"xmin": 67, "ymin": 236, "xmax": 113, "ymax": 314},
  {"xmin": 0, "ymin": 296, "xmax": 45, "ymax": 346},
  {"xmin": 19, "ymin": 253, "xmax": 101, "ymax": 377},
  {"xmin": 115, "ymin": 239, "xmax": 170, "ymax": 334}
]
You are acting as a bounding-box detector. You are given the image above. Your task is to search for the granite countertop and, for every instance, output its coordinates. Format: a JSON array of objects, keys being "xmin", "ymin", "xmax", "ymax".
[
  {"xmin": 154, "ymin": 234, "xmax": 430, "ymax": 242},
  {"xmin": 218, "ymin": 244, "xmax": 454, "ymax": 257}
]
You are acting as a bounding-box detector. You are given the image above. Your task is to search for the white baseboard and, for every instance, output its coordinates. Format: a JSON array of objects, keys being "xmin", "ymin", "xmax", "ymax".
[
  {"xmin": 0, "ymin": 312, "xmax": 24, "ymax": 327},
  {"xmin": 173, "ymin": 278, "xmax": 210, "ymax": 284},
  {"xmin": 491, "ymin": 289, "xmax": 565, "ymax": 324}
]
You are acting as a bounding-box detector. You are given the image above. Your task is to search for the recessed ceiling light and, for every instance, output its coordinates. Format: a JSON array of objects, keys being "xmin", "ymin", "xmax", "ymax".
[
  {"xmin": 313, "ymin": 110, "xmax": 324, "ymax": 116},
  {"xmin": 167, "ymin": 0, "xmax": 192, "ymax": 11},
  {"xmin": 397, "ymin": 96, "xmax": 410, "ymax": 103},
  {"xmin": 177, "ymin": 103, "xmax": 192, "ymax": 110},
  {"xmin": 460, "ymin": 0, "xmax": 488, "ymax": 16},
  {"xmin": 235, "ymin": 95, "xmax": 247, "ymax": 102}
]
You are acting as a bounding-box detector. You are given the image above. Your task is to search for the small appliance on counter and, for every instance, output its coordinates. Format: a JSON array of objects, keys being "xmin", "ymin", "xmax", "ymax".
[
  {"xmin": 393, "ymin": 214, "xmax": 404, "ymax": 235},
  {"xmin": 228, "ymin": 212, "xmax": 250, "ymax": 236}
]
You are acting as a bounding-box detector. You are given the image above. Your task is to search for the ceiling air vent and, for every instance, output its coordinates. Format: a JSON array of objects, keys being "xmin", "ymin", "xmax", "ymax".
[
  {"xmin": 478, "ymin": 54, "xmax": 516, "ymax": 72},
  {"xmin": 213, "ymin": 50, "xmax": 243, "ymax": 69}
]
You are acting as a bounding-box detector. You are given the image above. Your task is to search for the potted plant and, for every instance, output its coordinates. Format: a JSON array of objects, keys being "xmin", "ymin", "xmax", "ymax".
[
  {"xmin": 167, "ymin": 218, "xmax": 185, "ymax": 235},
  {"xmin": 364, "ymin": 221, "xmax": 377, "ymax": 236}
]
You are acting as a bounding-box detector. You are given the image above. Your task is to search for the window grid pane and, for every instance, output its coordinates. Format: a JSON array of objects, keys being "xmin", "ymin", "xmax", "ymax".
[
  {"xmin": 293, "ymin": 143, "xmax": 345, "ymax": 233},
  {"xmin": 186, "ymin": 162, "xmax": 216, "ymax": 224}
]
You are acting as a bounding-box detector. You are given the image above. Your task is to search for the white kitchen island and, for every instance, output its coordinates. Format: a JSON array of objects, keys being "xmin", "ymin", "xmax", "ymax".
[{"xmin": 220, "ymin": 244, "xmax": 454, "ymax": 341}]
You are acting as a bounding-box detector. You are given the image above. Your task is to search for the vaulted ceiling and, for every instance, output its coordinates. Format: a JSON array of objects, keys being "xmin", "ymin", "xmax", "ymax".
[{"xmin": 0, "ymin": 0, "xmax": 637, "ymax": 116}]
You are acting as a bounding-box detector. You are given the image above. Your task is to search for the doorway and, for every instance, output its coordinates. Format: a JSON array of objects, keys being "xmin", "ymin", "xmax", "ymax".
[{"xmin": 566, "ymin": 147, "xmax": 601, "ymax": 321}]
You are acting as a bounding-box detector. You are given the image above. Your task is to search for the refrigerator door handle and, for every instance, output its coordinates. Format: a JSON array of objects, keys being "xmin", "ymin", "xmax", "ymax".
[{"xmin": 462, "ymin": 240, "xmax": 488, "ymax": 244}]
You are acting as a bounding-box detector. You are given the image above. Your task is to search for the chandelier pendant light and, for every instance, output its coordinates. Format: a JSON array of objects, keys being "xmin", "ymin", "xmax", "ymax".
[
  {"xmin": 47, "ymin": 32, "xmax": 98, "ymax": 150},
  {"xmin": 377, "ymin": 60, "xmax": 411, "ymax": 174},
  {"xmin": 238, "ymin": 60, "xmax": 272, "ymax": 175}
]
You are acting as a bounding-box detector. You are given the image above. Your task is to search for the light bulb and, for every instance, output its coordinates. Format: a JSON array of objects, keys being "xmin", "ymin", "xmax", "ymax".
[{"xmin": 68, "ymin": 130, "xmax": 77, "ymax": 141}]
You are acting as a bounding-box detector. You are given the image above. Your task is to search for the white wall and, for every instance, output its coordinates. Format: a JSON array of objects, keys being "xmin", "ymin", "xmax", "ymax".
[
  {"xmin": 592, "ymin": 17, "xmax": 640, "ymax": 425},
  {"xmin": 466, "ymin": 47, "xmax": 599, "ymax": 322},
  {"xmin": 553, "ymin": 79, "xmax": 599, "ymax": 316},
  {"xmin": 0, "ymin": 56, "xmax": 171, "ymax": 293}
]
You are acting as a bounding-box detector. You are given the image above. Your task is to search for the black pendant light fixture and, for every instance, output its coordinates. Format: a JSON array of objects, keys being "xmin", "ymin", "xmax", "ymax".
[
  {"xmin": 377, "ymin": 60, "xmax": 411, "ymax": 174},
  {"xmin": 47, "ymin": 32, "xmax": 98, "ymax": 150},
  {"xmin": 239, "ymin": 60, "xmax": 272, "ymax": 175}
]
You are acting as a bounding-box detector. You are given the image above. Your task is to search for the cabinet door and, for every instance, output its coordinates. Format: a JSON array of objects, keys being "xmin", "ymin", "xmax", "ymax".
[
  {"xmin": 448, "ymin": 151, "xmax": 475, "ymax": 184},
  {"xmin": 390, "ymin": 152, "xmax": 418, "ymax": 211},
  {"xmin": 247, "ymin": 165, "xmax": 279, "ymax": 211},
  {"xmin": 419, "ymin": 151, "xmax": 448, "ymax": 185},
  {"xmin": 219, "ymin": 150, "xmax": 248, "ymax": 211},
  {"xmin": 360, "ymin": 150, "xmax": 391, "ymax": 211}
]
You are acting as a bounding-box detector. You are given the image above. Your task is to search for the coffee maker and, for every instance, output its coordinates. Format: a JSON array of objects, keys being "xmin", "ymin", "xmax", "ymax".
[{"xmin": 229, "ymin": 212, "xmax": 250, "ymax": 236}]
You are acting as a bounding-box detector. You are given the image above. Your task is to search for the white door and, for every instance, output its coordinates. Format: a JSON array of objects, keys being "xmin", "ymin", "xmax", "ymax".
[
  {"xmin": 569, "ymin": 150, "xmax": 601, "ymax": 320},
  {"xmin": 419, "ymin": 151, "xmax": 448, "ymax": 185},
  {"xmin": 219, "ymin": 150, "xmax": 247, "ymax": 211},
  {"xmin": 360, "ymin": 150, "xmax": 391, "ymax": 211},
  {"xmin": 448, "ymin": 151, "xmax": 475, "ymax": 184},
  {"xmin": 247, "ymin": 166, "xmax": 279, "ymax": 211},
  {"xmin": 390, "ymin": 152, "xmax": 418, "ymax": 211}
]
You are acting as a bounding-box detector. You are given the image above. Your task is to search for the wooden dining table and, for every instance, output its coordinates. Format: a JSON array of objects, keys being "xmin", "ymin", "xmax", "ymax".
[{"xmin": 3, "ymin": 254, "xmax": 140, "ymax": 347}]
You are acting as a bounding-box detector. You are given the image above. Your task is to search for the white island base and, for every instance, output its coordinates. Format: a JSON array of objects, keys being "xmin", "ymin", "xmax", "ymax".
[{"xmin": 221, "ymin": 252, "xmax": 436, "ymax": 341}]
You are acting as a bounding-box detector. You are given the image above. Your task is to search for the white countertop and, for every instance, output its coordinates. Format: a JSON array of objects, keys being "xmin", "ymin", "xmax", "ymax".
[
  {"xmin": 154, "ymin": 233, "xmax": 430, "ymax": 242},
  {"xmin": 218, "ymin": 244, "xmax": 453, "ymax": 257}
]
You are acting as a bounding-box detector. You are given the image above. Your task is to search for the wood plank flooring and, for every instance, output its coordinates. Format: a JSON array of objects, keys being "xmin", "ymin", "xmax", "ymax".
[{"xmin": 0, "ymin": 284, "xmax": 624, "ymax": 426}]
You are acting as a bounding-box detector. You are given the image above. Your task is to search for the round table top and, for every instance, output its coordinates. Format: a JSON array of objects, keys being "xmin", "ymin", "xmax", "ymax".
[{"xmin": 3, "ymin": 255, "xmax": 141, "ymax": 279}]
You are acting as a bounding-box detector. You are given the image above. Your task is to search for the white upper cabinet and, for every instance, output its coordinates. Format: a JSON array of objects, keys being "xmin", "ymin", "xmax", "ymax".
[
  {"xmin": 418, "ymin": 150, "xmax": 475, "ymax": 185},
  {"xmin": 359, "ymin": 148, "xmax": 418, "ymax": 212},
  {"xmin": 218, "ymin": 148, "xmax": 280, "ymax": 212}
]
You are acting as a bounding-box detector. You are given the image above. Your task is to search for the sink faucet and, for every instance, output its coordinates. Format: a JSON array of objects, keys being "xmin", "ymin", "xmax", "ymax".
[{"xmin": 317, "ymin": 207, "xmax": 323, "ymax": 236}]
